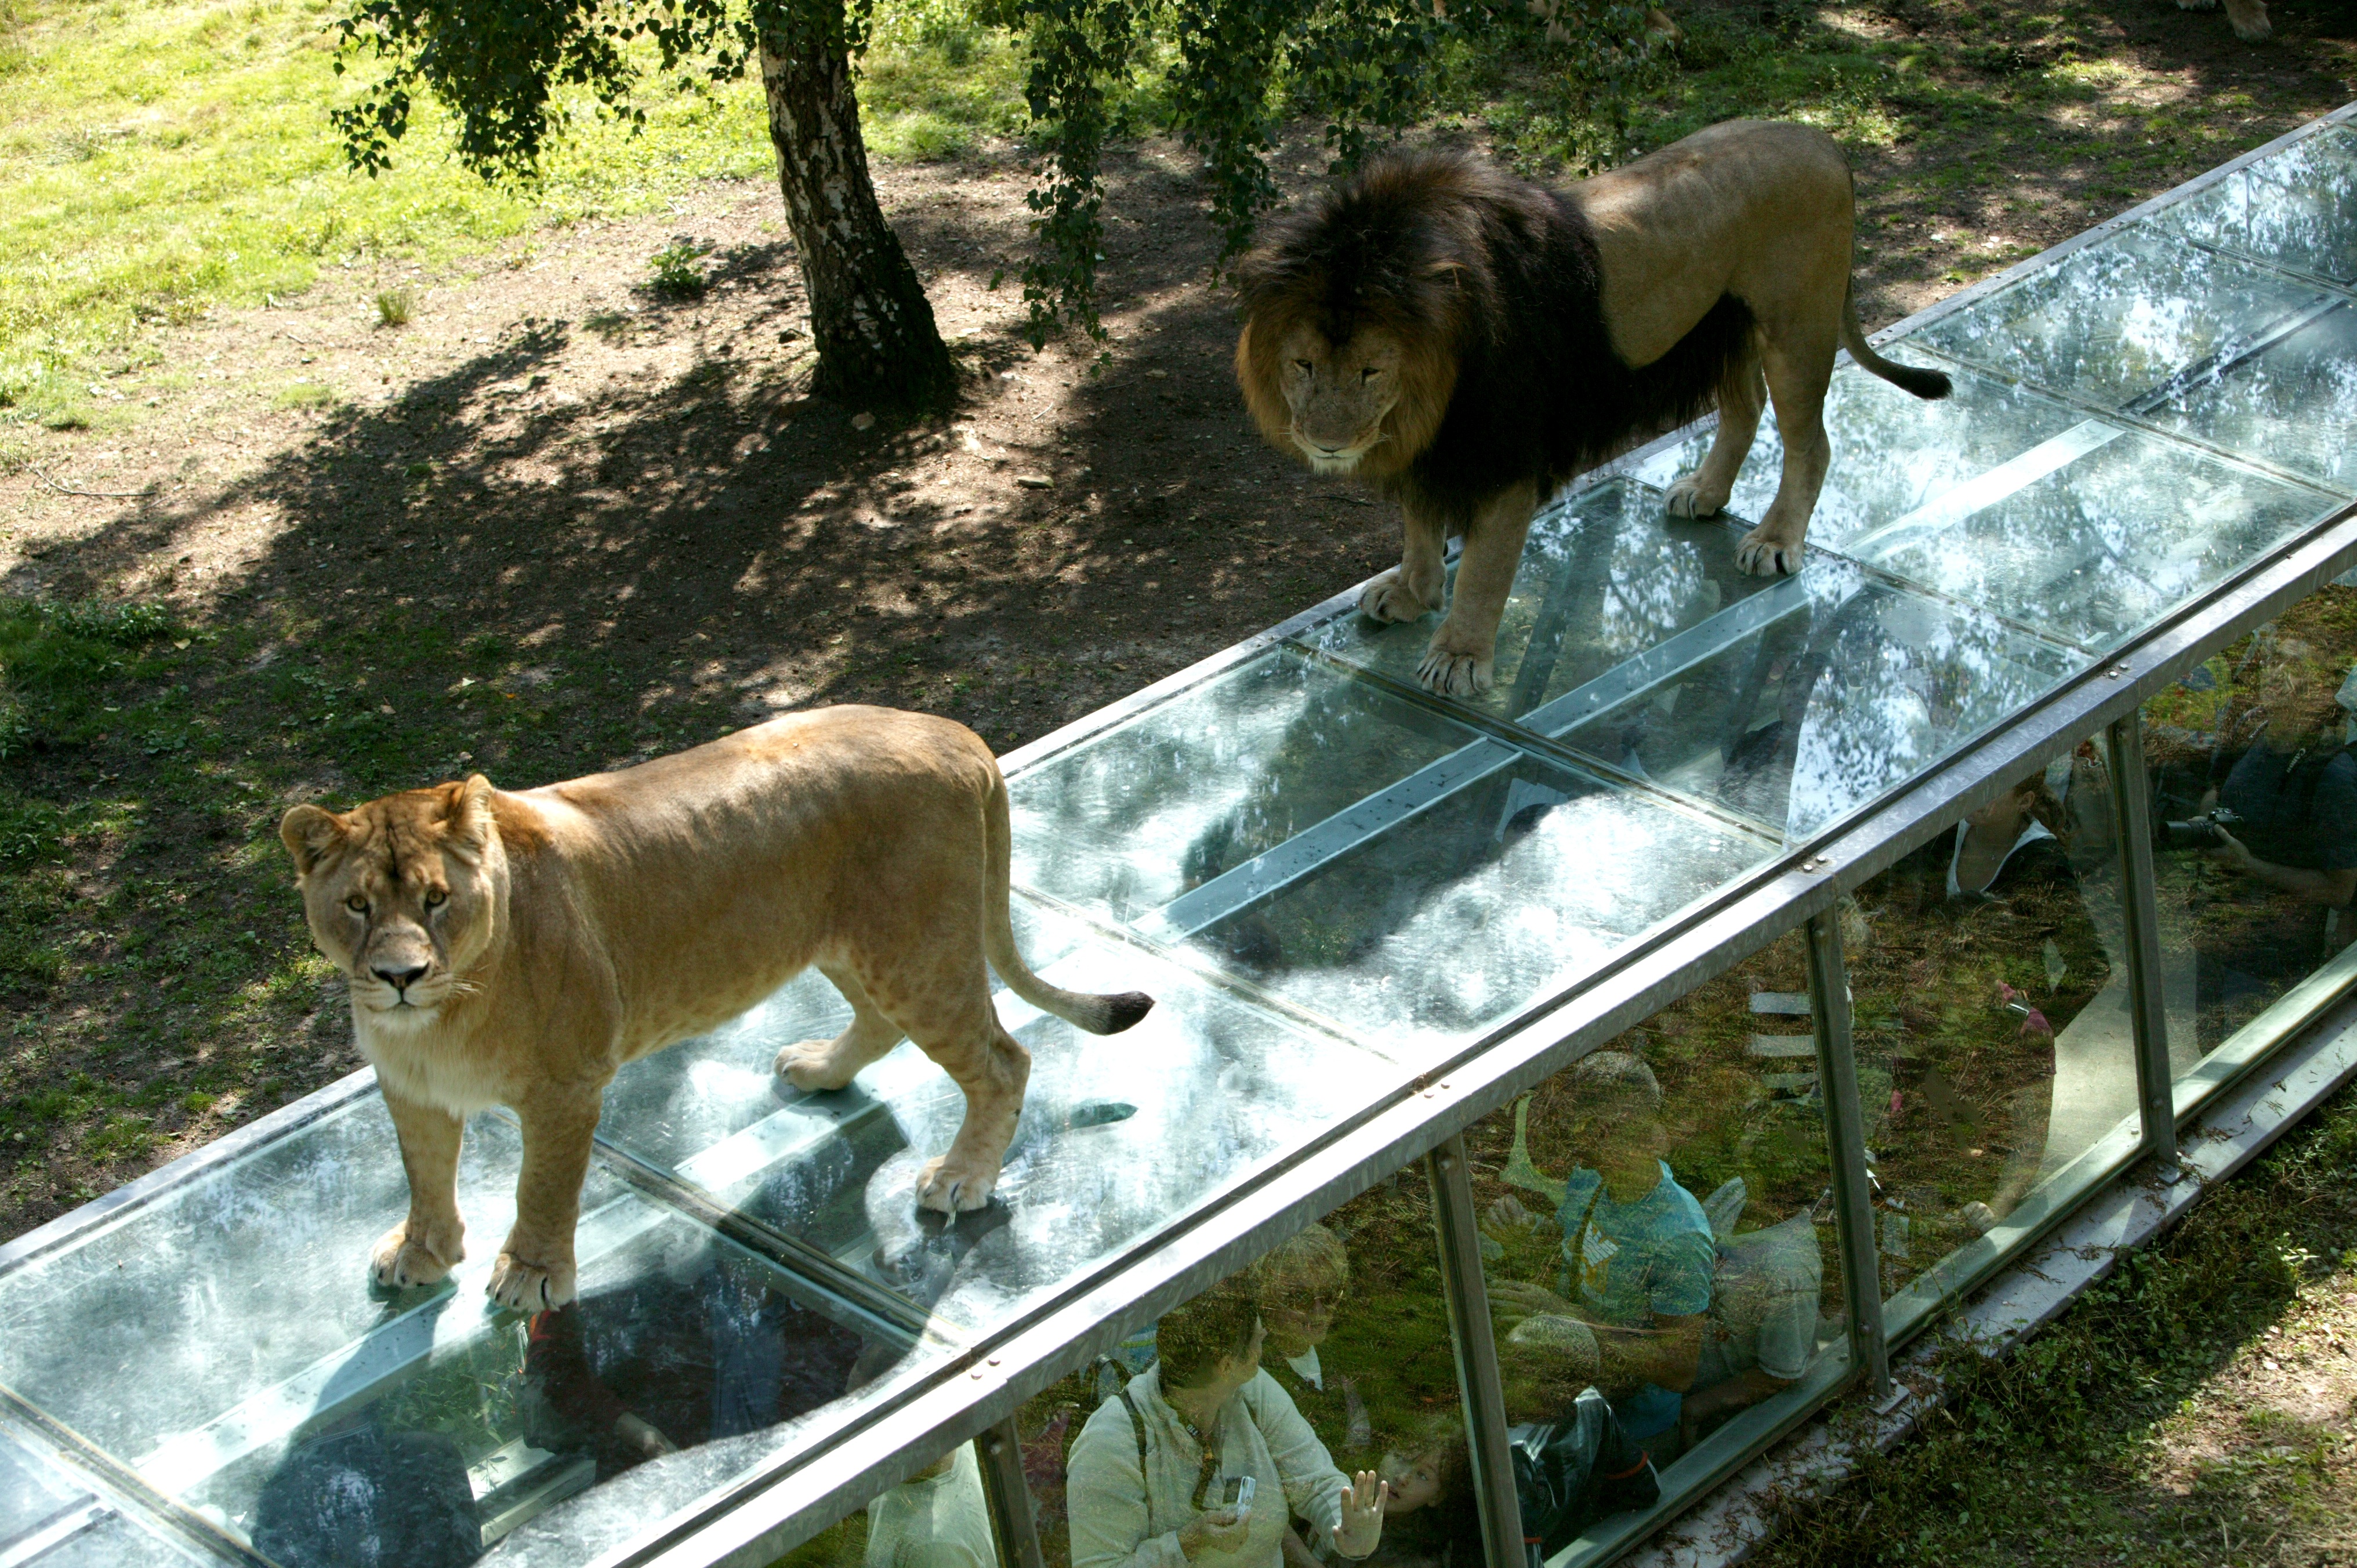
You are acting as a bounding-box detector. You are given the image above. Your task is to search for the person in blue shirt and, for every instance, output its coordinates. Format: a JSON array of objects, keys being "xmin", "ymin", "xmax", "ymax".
[{"xmin": 1481, "ymin": 1051, "xmax": 1714, "ymax": 1465}]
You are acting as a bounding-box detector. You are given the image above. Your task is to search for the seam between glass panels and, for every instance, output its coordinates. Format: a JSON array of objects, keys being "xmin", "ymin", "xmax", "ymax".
[
  {"xmin": 2176, "ymin": 234, "xmax": 2357, "ymax": 306},
  {"xmin": 1895, "ymin": 342, "xmax": 2357, "ymax": 507},
  {"xmin": 0, "ymin": 1388, "xmax": 263, "ymax": 1568}
]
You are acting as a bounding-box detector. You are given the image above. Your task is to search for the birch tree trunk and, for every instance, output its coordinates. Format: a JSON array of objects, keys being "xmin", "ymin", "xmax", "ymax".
[{"xmin": 758, "ymin": 25, "xmax": 956, "ymax": 411}]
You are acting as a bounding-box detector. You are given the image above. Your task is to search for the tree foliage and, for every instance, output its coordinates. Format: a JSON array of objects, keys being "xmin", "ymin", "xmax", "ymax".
[{"xmin": 328, "ymin": 0, "xmax": 1657, "ymax": 347}]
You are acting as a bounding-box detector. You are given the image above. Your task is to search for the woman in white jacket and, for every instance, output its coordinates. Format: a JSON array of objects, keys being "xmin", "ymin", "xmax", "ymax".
[{"xmin": 1068, "ymin": 1288, "xmax": 1388, "ymax": 1568}]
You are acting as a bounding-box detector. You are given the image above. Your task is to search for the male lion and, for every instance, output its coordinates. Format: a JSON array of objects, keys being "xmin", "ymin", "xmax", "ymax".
[
  {"xmin": 1235, "ymin": 121, "xmax": 1952, "ymax": 698},
  {"xmin": 280, "ymin": 707, "xmax": 1152, "ymax": 1311}
]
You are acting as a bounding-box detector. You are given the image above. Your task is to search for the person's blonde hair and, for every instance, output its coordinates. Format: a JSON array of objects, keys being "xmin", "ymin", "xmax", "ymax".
[{"xmin": 1249, "ymin": 1222, "xmax": 1350, "ymax": 1299}]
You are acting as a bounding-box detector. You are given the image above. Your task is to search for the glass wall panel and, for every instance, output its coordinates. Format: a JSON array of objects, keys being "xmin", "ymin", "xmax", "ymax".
[
  {"xmin": 2140, "ymin": 574, "xmax": 2357, "ymax": 1104},
  {"xmin": 1463, "ymin": 928, "xmax": 1847, "ymax": 1563},
  {"xmin": 2153, "ymin": 124, "xmax": 2357, "ymax": 286},
  {"xmin": 1543, "ymin": 562, "xmax": 2077, "ymax": 842},
  {"xmin": 764, "ymin": 1441, "xmax": 1007, "ymax": 1568},
  {"xmin": 1844, "ymin": 727, "xmax": 2141, "ymax": 1329},
  {"xmin": 1299, "ymin": 478, "xmax": 1781, "ymax": 725},
  {"xmin": 599, "ymin": 899, "xmax": 1393, "ymax": 1332},
  {"xmin": 1015, "ymin": 1170, "xmax": 1476, "ymax": 1568}
]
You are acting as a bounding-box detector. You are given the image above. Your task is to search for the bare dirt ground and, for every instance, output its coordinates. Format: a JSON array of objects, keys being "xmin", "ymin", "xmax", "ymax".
[{"xmin": 0, "ymin": 0, "xmax": 2351, "ymax": 1239}]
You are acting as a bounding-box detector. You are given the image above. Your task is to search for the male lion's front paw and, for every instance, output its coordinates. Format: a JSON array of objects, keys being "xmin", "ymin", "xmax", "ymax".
[
  {"xmin": 369, "ymin": 1219, "xmax": 462, "ymax": 1291},
  {"xmin": 487, "ymin": 1247, "xmax": 577, "ymax": 1312},
  {"xmin": 1734, "ymin": 524, "xmax": 1807, "ymax": 578},
  {"xmin": 1663, "ymin": 474, "xmax": 1729, "ymax": 520},
  {"xmin": 1417, "ymin": 644, "xmax": 1495, "ymax": 699},
  {"xmin": 777, "ymin": 1037, "xmax": 862, "ymax": 1094},
  {"xmin": 916, "ymin": 1152, "xmax": 1000, "ymax": 1215},
  {"xmin": 1359, "ymin": 567, "xmax": 1437, "ymax": 625}
]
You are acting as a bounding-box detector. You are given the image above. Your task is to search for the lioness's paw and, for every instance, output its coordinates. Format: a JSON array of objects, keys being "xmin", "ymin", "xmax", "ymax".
[
  {"xmin": 777, "ymin": 1037, "xmax": 861, "ymax": 1094},
  {"xmin": 1663, "ymin": 474, "xmax": 1729, "ymax": 521},
  {"xmin": 1359, "ymin": 568, "xmax": 1436, "ymax": 625},
  {"xmin": 1416, "ymin": 647, "xmax": 1495, "ymax": 699},
  {"xmin": 369, "ymin": 1219, "xmax": 462, "ymax": 1290},
  {"xmin": 916, "ymin": 1154, "xmax": 999, "ymax": 1215},
  {"xmin": 487, "ymin": 1248, "xmax": 576, "ymax": 1312},
  {"xmin": 1734, "ymin": 525, "xmax": 1807, "ymax": 578}
]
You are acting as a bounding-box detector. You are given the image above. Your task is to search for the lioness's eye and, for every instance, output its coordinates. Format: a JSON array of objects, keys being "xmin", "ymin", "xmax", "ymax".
[
  {"xmin": 1292, "ymin": 359, "xmax": 1313, "ymax": 374},
  {"xmin": 345, "ymin": 895, "xmax": 368, "ymax": 914},
  {"xmin": 1361, "ymin": 366, "xmax": 1381, "ymax": 382},
  {"xmin": 424, "ymin": 888, "xmax": 447, "ymax": 909}
]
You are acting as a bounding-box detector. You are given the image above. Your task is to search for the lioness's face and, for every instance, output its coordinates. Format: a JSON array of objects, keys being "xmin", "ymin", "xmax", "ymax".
[
  {"xmin": 1275, "ymin": 321, "xmax": 1404, "ymax": 474},
  {"xmin": 280, "ymin": 779, "xmax": 499, "ymax": 1029}
]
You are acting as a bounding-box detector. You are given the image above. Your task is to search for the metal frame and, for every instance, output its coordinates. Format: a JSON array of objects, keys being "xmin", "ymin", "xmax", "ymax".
[
  {"xmin": 9, "ymin": 101, "xmax": 2357, "ymax": 1568},
  {"xmin": 2107, "ymin": 715, "xmax": 2182, "ymax": 1178},
  {"xmin": 1807, "ymin": 911, "xmax": 1888, "ymax": 1403},
  {"xmin": 1427, "ymin": 1137, "xmax": 1525, "ymax": 1568}
]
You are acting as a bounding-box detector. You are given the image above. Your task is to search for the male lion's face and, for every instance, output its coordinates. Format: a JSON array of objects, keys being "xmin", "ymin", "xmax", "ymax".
[
  {"xmin": 280, "ymin": 778, "xmax": 500, "ymax": 1030},
  {"xmin": 1274, "ymin": 321, "xmax": 1405, "ymax": 475}
]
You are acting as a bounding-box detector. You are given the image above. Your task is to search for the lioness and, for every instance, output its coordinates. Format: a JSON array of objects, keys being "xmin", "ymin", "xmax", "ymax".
[
  {"xmin": 280, "ymin": 707, "xmax": 1152, "ymax": 1311},
  {"xmin": 1235, "ymin": 121, "xmax": 1952, "ymax": 699}
]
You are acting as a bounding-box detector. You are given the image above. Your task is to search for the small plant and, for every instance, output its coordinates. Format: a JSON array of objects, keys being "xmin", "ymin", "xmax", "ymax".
[
  {"xmin": 649, "ymin": 239, "xmax": 708, "ymax": 300},
  {"xmin": 375, "ymin": 287, "xmax": 415, "ymax": 328}
]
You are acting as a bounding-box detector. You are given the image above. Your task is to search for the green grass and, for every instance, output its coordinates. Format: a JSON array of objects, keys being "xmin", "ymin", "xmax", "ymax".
[
  {"xmin": 1754, "ymin": 1075, "xmax": 2357, "ymax": 1567},
  {"xmin": 0, "ymin": 0, "xmax": 1032, "ymax": 433}
]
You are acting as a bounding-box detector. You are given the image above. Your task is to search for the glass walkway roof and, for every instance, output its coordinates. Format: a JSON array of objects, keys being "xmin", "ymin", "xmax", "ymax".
[{"xmin": 7, "ymin": 104, "xmax": 2357, "ymax": 1568}]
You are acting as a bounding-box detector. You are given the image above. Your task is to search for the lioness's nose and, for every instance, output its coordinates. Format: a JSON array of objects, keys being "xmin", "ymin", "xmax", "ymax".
[{"xmin": 374, "ymin": 962, "xmax": 429, "ymax": 992}]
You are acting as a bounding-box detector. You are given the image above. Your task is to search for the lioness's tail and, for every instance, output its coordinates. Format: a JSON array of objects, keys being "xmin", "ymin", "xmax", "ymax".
[
  {"xmin": 980, "ymin": 771, "xmax": 1154, "ymax": 1035},
  {"xmin": 1841, "ymin": 284, "xmax": 1951, "ymax": 401}
]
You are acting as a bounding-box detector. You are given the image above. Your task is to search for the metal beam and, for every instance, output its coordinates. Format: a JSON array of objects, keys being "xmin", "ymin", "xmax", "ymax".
[
  {"xmin": 977, "ymin": 1422, "xmax": 1046, "ymax": 1568},
  {"xmin": 2105, "ymin": 716, "xmax": 2182, "ymax": 1178},
  {"xmin": 1427, "ymin": 1136, "xmax": 1525, "ymax": 1568},
  {"xmin": 1807, "ymin": 910, "xmax": 1890, "ymax": 1401}
]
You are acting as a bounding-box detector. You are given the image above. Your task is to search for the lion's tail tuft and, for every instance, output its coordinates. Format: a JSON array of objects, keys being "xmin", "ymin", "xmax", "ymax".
[
  {"xmin": 1841, "ymin": 285, "xmax": 1951, "ymax": 401},
  {"xmin": 979, "ymin": 769, "xmax": 1157, "ymax": 1037}
]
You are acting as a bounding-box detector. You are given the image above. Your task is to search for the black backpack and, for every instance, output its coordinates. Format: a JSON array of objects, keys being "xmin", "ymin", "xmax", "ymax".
[{"xmin": 1507, "ymin": 1390, "xmax": 1658, "ymax": 1567}]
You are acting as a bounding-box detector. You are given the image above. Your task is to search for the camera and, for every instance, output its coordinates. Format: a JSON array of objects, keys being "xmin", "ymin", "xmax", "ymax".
[
  {"xmin": 2156, "ymin": 805, "xmax": 2243, "ymax": 852},
  {"xmin": 1214, "ymin": 1475, "xmax": 1256, "ymax": 1519}
]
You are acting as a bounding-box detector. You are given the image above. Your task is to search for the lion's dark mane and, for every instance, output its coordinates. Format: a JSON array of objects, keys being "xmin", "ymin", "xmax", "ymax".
[{"xmin": 1241, "ymin": 150, "xmax": 1754, "ymax": 528}]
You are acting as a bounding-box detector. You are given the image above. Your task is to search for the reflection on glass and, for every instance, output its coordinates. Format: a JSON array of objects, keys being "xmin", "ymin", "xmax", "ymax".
[
  {"xmin": 2143, "ymin": 585, "xmax": 2357, "ymax": 1081},
  {"xmin": 1465, "ymin": 928, "xmax": 1839, "ymax": 1558},
  {"xmin": 768, "ymin": 1443, "xmax": 1003, "ymax": 1568},
  {"xmin": 1024, "ymin": 1185, "xmax": 1437, "ymax": 1568},
  {"xmin": 1844, "ymin": 427, "xmax": 2330, "ymax": 654},
  {"xmin": 1847, "ymin": 736, "xmax": 2136, "ymax": 1310},
  {"xmin": 1186, "ymin": 752, "xmax": 1774, "ymax": 1054},
  {"xmin": 1545, "ymin": 562, "xmax": 2079, "ymax": 841},
  {"xmin": 600, "ymin": 913, "xmax": 1388, "ymax": 1333},
  {"xmin": 1299, "ymin": 480, "xmax": 1779, "ymax": 724},
  {"xmin": 1910, "ymin": 226, "xmax": 2333, "ymax": 411},
  {"xmin": 1008, "ymin": 649, "xmax": 1480, "ymax": 924},
  {"xmin": 1631, "ymin": 361, "xmax": 2083, "ymax": 553},
  {"xmin": 2155, "ymin": 125, "xmax": 2357, "ymax": 285},
  {"xmin": 2156, "ymin": 303, "xmax": 2357, "ymax": 495}
]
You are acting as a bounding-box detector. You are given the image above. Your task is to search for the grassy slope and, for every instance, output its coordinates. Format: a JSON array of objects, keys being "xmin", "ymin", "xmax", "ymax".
[{"xmin": 1755, "ymin": 1073, "xmax": 2357, "ymax": 1568}]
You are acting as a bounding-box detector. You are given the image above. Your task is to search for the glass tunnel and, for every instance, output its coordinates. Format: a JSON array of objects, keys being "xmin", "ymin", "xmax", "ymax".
[{"xmin": 11, "ymin": 104, "xmax": 2357, "ymax": 1568}]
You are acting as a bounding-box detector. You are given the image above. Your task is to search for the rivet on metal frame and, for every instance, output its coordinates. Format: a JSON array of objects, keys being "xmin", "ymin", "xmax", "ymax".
[{"xmin": 2106, "ymin": 665, "xmax": 2128, "ymax": 679}]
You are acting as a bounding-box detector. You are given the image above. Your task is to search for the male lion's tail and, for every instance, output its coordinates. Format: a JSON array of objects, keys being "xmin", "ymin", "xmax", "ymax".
[
  {"xmin": 980, "ymin": 772, "xmax": 1155, "ymax": 1035},
  {"xmin": 1841, "ymin": 284, "xmax": 1952, "ymax": 401}
]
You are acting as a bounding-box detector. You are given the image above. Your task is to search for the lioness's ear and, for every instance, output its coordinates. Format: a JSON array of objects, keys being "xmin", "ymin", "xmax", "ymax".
[
  {"xmin": 443, "ymin": 774, "xmax": 496, "ymax": 854},
  {"xmin": 279, "ymin": 804, "xmax": 347, "ymax": 877}
]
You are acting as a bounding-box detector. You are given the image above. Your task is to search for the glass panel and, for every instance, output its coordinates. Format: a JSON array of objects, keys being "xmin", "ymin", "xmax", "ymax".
[
  {"xmin": 2142, "ymin": 581, "xmax": 2357, "ymax": 1102},
  {"xmin": 1630, "ymin": 360, "xmax": 2086, "ymax": 554},
  {"xmin": 2151, "ymin": 302, "xmax": 2357, "ymax": 495},
  {"xmin": 1017, "ymin": 1167, "xmax": 1474, "ymax": 1568},
  {"xmin": 0, "ymin": 1090, "xmax": 941, "ymax": 1567},
  {"xmin": 1909, "ymin": 226, "xmax": 2335, "ymax": 411},
  {"xmin": 1841, "ymin": 426, "xmax": 2331, "ymax": 654},
  {"xmin": 1299, "ymin": 478, "xmax": 1782, "ymax": 724},
  {"xmin": 1844, "ymin": 730, "xmax": 2141, "ymax": 1323},
  {"xmin": 757, "ymin": 1441, "xmax": 1006, "ymax": 1568},
  {"xmin": 1180, "ymin": 749, "xmax": 1775, "ymax": 1054},
  {"xmin": 1007, "ymin": 647, "xmax": 1481, "ymax": 926},
  {"xmin": 1463, "ymin": 927, "xmax": 1845, "ymax": 1562},
  {"xmin": 601, "ymin": 906, "xmax": 1394, "ymax": 1333},
  {"xmin": 1542, "ymin": 563, "xmax": 2080, "ymax": 843},
  {"xmin": 25, "ymin": 1510, "xmax": 227, "ymax": 1567},
  {"xmin": 2153, "ymin": 125, "xmax": 2357, "ymax": 285}
]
